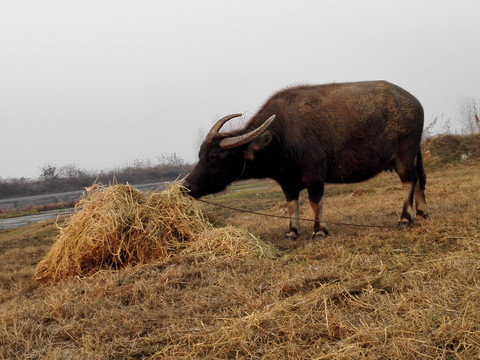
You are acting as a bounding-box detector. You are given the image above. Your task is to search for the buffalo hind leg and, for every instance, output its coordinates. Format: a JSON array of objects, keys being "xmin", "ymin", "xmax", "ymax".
[
  {"xmin": 400, "ymin": 181, "xmax": 417, "ymax": 226},
  {"xmin": 308, "ymin": 183, "xmax": 328, "ymax": 239},
  {"xmin": 394, "ymin": 154, "xmax": 418, "ymax": 226},
  {"xmin": 415, "ymin": 181, "xmax": 428, "ymax": 219},
  {"xmin": 414, "ymin": 152, "xmax": 428, "ymax": 219}
]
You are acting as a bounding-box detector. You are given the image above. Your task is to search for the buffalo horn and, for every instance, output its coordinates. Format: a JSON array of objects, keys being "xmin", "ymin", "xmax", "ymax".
[
  {"xmin": 207, "ymin": 113, "xmax": 243, "ymax": 138},
  {"xmin": 219, "ymin": 115, "xmax": 276, "ymax": 149}
]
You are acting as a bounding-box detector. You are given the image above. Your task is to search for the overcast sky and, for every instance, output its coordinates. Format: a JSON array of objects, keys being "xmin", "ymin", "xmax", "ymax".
[{"xmin": 1, "ymin": 1, "xmax": 479, "ymax": 179}]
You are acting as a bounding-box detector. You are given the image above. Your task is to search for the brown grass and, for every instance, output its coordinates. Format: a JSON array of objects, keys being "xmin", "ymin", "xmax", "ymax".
[{"xmin": 1, "ymin": 164, "xmax": 480, "ymax": 359}]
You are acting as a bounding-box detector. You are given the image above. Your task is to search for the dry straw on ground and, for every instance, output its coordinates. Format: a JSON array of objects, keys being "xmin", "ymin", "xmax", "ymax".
[
  {"xmin": 3, "ymin": 157, "xmax": 480, "ymax": 359},
  {"xmin": 35, "ymin": 183, "xmax": 276, "ymax": 283}
]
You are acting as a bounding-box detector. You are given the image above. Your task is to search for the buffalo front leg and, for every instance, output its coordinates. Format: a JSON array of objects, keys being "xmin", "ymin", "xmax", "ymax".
[
  {"xmin": 308, "ymin": 183, "xmax": 328, "ymax": 239},
  {"xmin": 281, "ymin": 186, "xmax": 301, "ymax": 240},
  {"xmin": 286, "ymin": 199, "xmax": 300, "ymax": 239}
]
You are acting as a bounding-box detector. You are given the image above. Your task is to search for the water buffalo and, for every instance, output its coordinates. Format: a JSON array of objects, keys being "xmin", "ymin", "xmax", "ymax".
[{"xmin": 184, "ymin": 81, "xmax": 428, "ymax": 239}]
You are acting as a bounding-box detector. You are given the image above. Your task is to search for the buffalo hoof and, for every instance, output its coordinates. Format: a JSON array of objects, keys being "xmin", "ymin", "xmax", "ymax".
[
  {"xmin": 283, "ymin": 232, "xmax": 298, "ymax": 241},
  {"xmin": 416, "ymin": 212, "xmax": 429, "ymax": 220},
  {"xmin": 311, "ymin": 230, "xmax": 328, "ymax": 240},
  {"xmin": 397, "ymin": 219, "xmax": 413, "ymax": 228},
  {"xmin": 279, "ymin": 233, "xmax": 300, "ymax": 250}
]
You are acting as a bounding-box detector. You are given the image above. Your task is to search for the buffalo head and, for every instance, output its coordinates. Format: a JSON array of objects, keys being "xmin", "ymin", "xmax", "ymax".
[{"xmin": 183, "ymin": 114, "xmax": 275, "ymax": 198}]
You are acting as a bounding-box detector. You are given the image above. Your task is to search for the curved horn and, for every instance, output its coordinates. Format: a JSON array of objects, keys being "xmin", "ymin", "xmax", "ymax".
[
  {"xmin": 207, "ymin": 113, "xmax": 243, "ymax": 138},
  {"xmin": 219, "ymin": 115, "xmax": 275, "ymax": 149}
]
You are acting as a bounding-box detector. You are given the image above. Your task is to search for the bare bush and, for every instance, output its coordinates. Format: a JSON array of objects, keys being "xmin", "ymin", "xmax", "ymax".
[{"xmin": 457, "ymin": 97, "xmax": 480, "ymax": 134}]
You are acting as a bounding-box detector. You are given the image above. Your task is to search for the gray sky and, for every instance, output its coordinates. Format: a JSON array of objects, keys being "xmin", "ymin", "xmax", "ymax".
[{"xmin": 1, "ymin": 1, "xmax": 479, "ymax": 179}]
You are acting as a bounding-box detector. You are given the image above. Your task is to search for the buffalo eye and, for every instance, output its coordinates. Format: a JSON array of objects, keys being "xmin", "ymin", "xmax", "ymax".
[
  {"xmin": 208, "ymin": 147, "xmax": 233, "ymax": 163},
  {"xmin": 208, "ymin": 149, "xmax": 222, "ymax": 162}
]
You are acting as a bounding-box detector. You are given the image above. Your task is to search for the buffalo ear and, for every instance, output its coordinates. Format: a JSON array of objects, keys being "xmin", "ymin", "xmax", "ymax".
[{"xmin": 244, "ymin": 131, "xmax": 273, "ymax": 160}]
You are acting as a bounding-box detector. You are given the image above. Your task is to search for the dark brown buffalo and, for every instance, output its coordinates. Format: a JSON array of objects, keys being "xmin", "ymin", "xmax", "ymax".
[{"xmin": 184, "ymin": 81, "xmax": 428, "ymax": 239}]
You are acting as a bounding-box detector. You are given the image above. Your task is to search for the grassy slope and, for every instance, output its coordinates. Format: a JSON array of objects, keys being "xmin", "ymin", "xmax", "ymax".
[{"xmin": 1, "ymin": 162, "xmax": 480, "ymax": 358}]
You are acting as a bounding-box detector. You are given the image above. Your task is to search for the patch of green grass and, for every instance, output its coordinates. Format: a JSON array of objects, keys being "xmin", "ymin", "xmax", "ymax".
[
  {"xmin": 225, "ymin": 180, "xmax": 273, "ymax": 191},
  {"xmin": 0, "ymin": 208, "xmax": 39, "ymax": 219}
]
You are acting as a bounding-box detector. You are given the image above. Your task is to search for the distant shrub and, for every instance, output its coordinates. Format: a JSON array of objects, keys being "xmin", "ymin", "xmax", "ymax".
[{"xmin": 423, "ymin": 133, "xmax": 480, "ymax": 167}]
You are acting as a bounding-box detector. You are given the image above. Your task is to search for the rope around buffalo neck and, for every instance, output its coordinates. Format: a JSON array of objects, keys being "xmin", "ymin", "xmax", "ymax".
[
  {"xmin": 196, "ymin": 198, "xmax": 398, "ymax": 230},
  {"xmin": 235, "ymin": 158, "xmax": 247, "ymax": 181}
]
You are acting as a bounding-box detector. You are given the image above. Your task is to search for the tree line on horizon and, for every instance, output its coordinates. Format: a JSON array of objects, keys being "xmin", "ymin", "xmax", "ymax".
[{"xmin": 0, "ymin": 153, "xmax": 194, "ymax": 200}]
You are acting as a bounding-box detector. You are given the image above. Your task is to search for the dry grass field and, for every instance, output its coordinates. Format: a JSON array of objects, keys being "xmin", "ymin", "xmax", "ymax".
[{"xmin": 1, "ymin": 137, "xmax": 479, "ymax": 359}]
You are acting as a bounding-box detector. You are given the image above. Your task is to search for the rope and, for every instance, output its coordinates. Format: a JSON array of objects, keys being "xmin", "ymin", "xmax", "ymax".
[{"xmin": 197, "ymin": 198, "xmax": 397, "ymax": 229}]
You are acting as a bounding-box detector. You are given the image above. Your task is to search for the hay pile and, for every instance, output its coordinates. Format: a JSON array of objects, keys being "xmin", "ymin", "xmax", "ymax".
[{"xmin": 35, "ymin": 183, "xmax": 275, "ymax": 283}]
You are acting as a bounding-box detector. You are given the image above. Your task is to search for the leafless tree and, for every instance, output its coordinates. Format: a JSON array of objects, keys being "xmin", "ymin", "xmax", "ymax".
[
  {"xmin": 457, "ymin": 97, "xmax": 480, "ymax": 134},
  {"xmin": 39, "ymin": 164, "xmax": 58, "ymax": 181}
]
